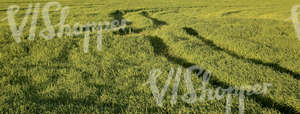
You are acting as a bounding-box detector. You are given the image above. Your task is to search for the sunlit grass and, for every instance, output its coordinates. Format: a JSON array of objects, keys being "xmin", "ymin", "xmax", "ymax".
[{"xmin": 0, "ymin": 0, "xmax": 299, "ymax": 113}]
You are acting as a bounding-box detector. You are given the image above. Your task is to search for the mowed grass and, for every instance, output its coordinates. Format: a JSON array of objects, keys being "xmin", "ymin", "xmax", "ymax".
[{"xmin": 0, "ymin": 0, "xmax": 299, "ymax": 113}]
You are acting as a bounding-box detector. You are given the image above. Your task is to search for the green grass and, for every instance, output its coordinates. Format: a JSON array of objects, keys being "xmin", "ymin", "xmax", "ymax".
[{"xmin": 0, "ymin": 0, "xmax": 299, "ymax": 113}]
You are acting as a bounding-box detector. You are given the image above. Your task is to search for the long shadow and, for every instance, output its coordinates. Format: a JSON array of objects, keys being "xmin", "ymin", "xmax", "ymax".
[
  {"xmin": 109, "ymin": 5, "xmax": 208, "ymax": 20},
  {"xmin": 140, "ymin": 11, "xmax": 168, "ymax": 27},
  {"xmin": 109, "ymin": 10, "xmax": 141, "ymax": 36},
  {"xmin": 183, "ymin": 27, "xmax": 300, "ymax": 80},
  {"xmin": 110, "ymin": 9, "xmax": 168, "ymax": 36},
  {"xmin": 147, "ymin": 36, "xmax": 195, "ymax": 68},
  {"xmin": 109, "ymin": 8, "xmax": 150, "ymax": 21},
  {"xmin": 207, "ymin": 72, "xmax": 299, "ymax": 113},
  {"xmin": 109, "ymin": 10, "xmax": 126, "ymax": 22},
  {"xmin": 181, "ymin": 27, "xmax": 299, "ymax": 113}
]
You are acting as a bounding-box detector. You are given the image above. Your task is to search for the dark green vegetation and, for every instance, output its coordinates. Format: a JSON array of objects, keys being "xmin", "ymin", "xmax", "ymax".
[{"xmin": 0, "ymin": 0, "xmax": 299, "ymax": 113}]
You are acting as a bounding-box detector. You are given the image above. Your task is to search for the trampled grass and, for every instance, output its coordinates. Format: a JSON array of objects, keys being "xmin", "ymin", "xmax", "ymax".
[{"xmin": 0, "ymin": 0, "xmax": 299, "ymax": 113}]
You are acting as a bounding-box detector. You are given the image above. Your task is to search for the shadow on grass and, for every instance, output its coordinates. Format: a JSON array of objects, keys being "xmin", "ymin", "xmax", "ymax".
[
  {"xmin": 109, "ymin": 10, "xmax": 126, "ymax": 22},
  {"xmin": 109, "ymin": 5, "xmax": 208, "ymax": 21},
  {"xmin": 182, "ymin": 27, "xmax": 300, "ymax": 80},
  {"xmin": 182, "ymin": 27, "xmax": 299, "ymax": 113},
  {"xmin": 147, "ymin": 36, "xmax": 195, "ymax": 68},
  {"xmin": 140, "ymin": 11, "xmax": 168, "ymax": 27}
]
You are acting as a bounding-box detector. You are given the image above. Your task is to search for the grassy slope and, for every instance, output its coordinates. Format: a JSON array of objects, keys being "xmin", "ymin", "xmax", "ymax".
[{"xmin": 0, "ymin": 0, "xmax": 299, "ymax": 113}]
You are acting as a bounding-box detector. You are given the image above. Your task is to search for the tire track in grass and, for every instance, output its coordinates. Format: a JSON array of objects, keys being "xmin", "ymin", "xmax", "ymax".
[
  {"xmin": 52, "ymin": 39, "xmax": 79, "ymax": 63},
  {"xmin": 111, "ymin": 10, "xmax": 168, "ymax": 35},
  {"xmin": 2, "ymin": 62, "xmax": 127, "ymax": 113},
  {"xmin": 182, "ymin": 27, "xmax": 299, "ymax": 113}
]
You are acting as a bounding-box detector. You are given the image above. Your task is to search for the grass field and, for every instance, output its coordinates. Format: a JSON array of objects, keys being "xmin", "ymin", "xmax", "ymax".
[{"xmin": 0, "ymin": 0, "xmax": 300, "ymax": 113}]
